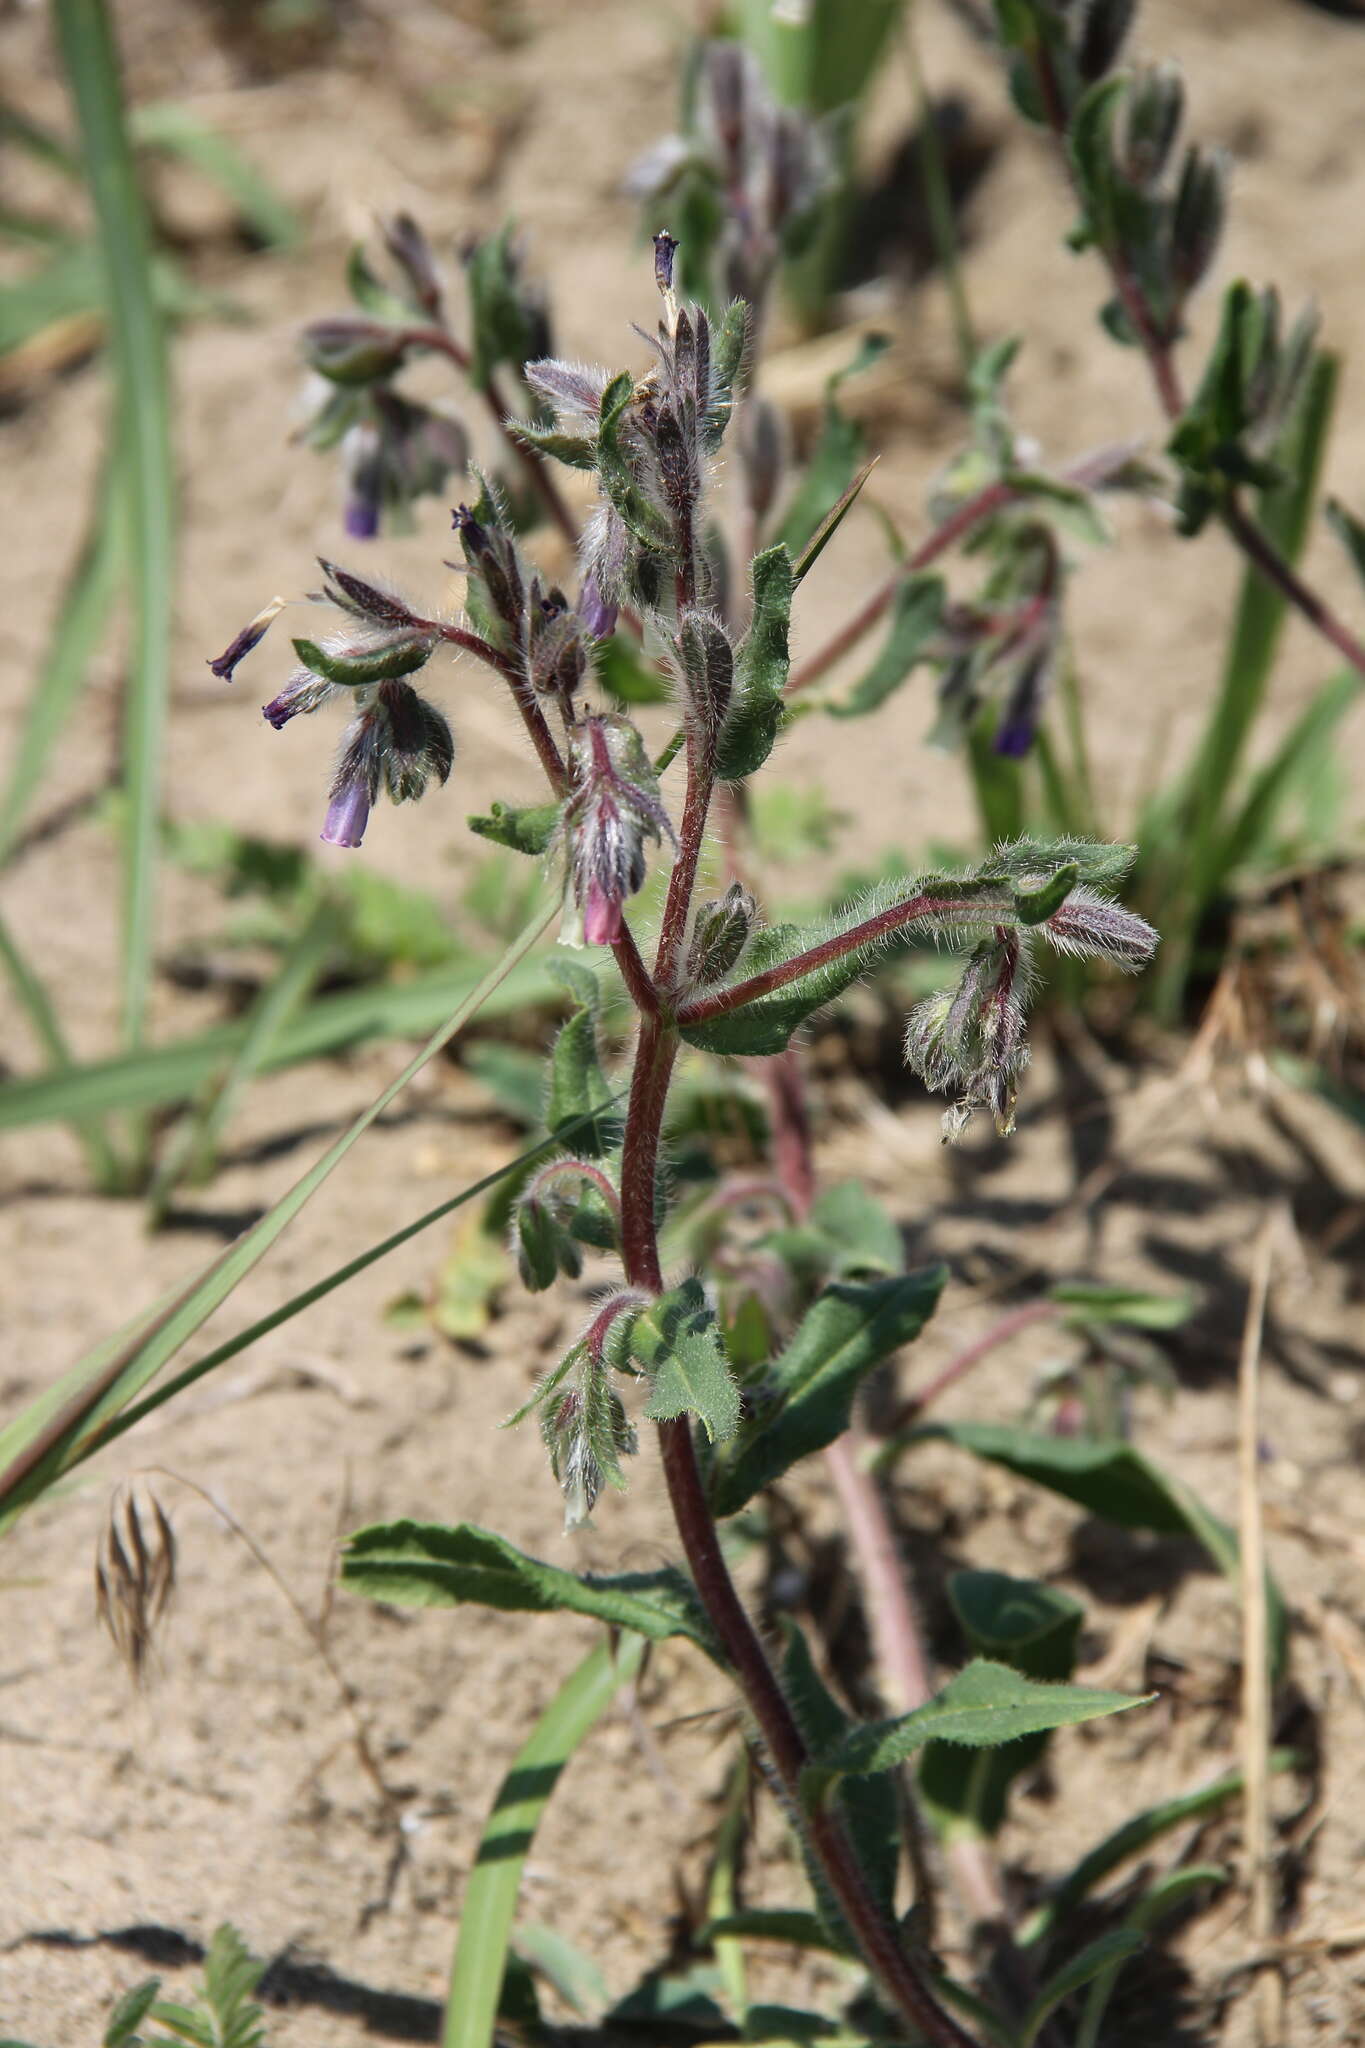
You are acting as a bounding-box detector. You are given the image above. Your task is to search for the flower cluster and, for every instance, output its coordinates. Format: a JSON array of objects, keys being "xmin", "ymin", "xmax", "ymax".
[{"xmin": 558, "ymin": 715, "xmax": 676, "ymax": 947}]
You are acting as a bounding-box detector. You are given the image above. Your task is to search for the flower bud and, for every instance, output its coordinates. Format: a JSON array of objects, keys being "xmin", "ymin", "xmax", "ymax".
[
  {"xmin": 380, "ymin": 211, "xmax": 442, "ymax": 318},
  {"xmin": 1119, "ymin": 65, "xmax": 1184, "ymax": 190},
  {"xmin": 686, "ymin": 883, "xmax": 756, "ymax": 987},
  {"xmin": 1076, "ymin": 0, "xmax": 1137, "ymax": 83},
  {"xmin": 262, "ymin": 667, "xmax": 336, "ymax": 730},
  {"xmin": 342, "ymin": 422, "xmax": 383, "ymax": 538},
  {"xmin": 378, "ymin": 682, "xmax": 454, "ymax": 802},
  {"xmin": 1041, "ymin": 884, "xmax": 1157, "ymax": 969},
  {"xmin": 904, "ymin": 933, "xmax": 1031, "ymax": 1140},
  {"xmin": 1170, "ymin": 145, "xmax": 1228, "ymax": 296},
  {"xmin": 303, "ymin": 317, "xmax": 407, "ymax": 386},
  {"xmin": 653, "ymin": 227, "xmax": 679, "ymax": 296}
]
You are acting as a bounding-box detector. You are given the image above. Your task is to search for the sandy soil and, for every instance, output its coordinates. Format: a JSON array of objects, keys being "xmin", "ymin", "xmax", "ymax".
[{"xmin": 2, "ymin": 1, "xmax": 1364, "ymax": 2043}]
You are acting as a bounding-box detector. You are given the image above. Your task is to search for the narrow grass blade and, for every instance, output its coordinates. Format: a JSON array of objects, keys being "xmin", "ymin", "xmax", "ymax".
[
  {"xmin": 1187, "ymin": 354, "xmax": 1337, "ymax": 892},
  {"xmin": 1074, "ymin": 1866, "xmax": 1227, "ymax": 2048},
  {"xmin": 0, "ymin": 908, "xmax": 123, "ymax": 1188},
  {"xmin": 0, "ymin": 898, "xmax": 556, "ymax": 1528},
  {"xmin": 98, "ymin": 1084, "xmax": 623, "ymax": 1462},
  {"xmin": 146, "ymin": 898, "xmax": 339, "ymax": 1221},
  {"xmin": 443, "ymin": 1635, "xmax": 644, "ymax": 2048},
  {"xmin": 129, "ymin": 103, "xmax": 301, "ymax": 249},
  {"xmin": 0, "ymin": 953, "xmax": 560, "ymax": 1131},
  {"xmin": 1018, "ymin": 1751, "xmax": 1297, "ymax": 1948},
  {"xmin": 0, "ymin": 441, "xmax": 124, "ymax": 866},
  {"xmin": 54, "ymin": 0, "xmax": 176, "ymax": 1062},
  {"xmin": 1211, "ymin": 667, "xmax": 1361, "ymax": 885}
]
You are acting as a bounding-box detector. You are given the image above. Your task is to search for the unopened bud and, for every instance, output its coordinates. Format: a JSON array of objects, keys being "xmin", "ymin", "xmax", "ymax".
[
  {"xmin": 303, "ymin": 317, "xmax": 407, "ymax": 386},
  {"xmin": 262, "ymin": 667, "xmax": 335, "ymax": 730},
  {"xmin": 1042, "ymin": 884, "xmax": 1157, "ymax": 969},
  {"xmin": 380, "ymin": 212, "xmax": 442, "ymax": 317},
  {"xmin": 686, "ymin": 883, "xmax": 756, "ymax": 987},
  {"xmin": 561, "ymin": 715, "xmax": 676, "ymax": 949},
  {"xmin": 1170, "ymin": 145, "xmax": 1227, "ymax": 296},
  {"xmin": 578, "ymin": 572, "xmax": 618, "ymax": 643},
  {"xmin": 317, "ymin": 560, "xmax": 421, "ymax": 630},
  {"xmin": 1119, "ymin": 65, "xmax": 1184, "ymax": 189},
  {"xmin": 677, "ymin": 610, "xmax": 734, "ymax": 729},
  {"xmin": 1077, "ymin": 0, "xmax": 1137, "ymax": 83},
  {"xmin": 653, "ymin": 228, "xmax": 679, "ymax": 296},
  {"xmin": 904, "ymin": 934, "xmax": 1030, "ymax": 1141}
]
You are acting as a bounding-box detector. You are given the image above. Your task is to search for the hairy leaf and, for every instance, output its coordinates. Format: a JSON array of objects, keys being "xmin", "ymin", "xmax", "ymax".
[
  {"xmin": 716, "ymin": 546, "xmax": 792, "ymax": 780},
  {"xmin": 633, "ymin": 1279, "xmax": 741, "ymax": 1442},
  {"xmin": 803, "ymin": 1661, "xmax": 1148, "ymax": 1805},
  {"xmin": 713, "ymin": 1269, "xmax": 946, "ymax": 1515},
  {"xmin": 342, "ymin": 1520, "xmax": 718, "ymax": 1654},
  {"xmin": 827, "ymin": 574, "xmax": 945, "ymax": 719}
]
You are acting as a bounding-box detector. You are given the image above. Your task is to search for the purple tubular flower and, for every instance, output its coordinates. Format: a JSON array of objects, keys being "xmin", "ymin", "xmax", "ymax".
[
  {"xmin": 207, "ymin": 597, "xmax": 287, "ymax": 681},
  {"xmin": 344, "ymin": 491, "xmax": 381, "ymax": 540},
  {"xmin": 578, "ymin": 573, "xmax": 618, "ymax": 643},
  {"xmin": 262, "ymin": 667, "xmax": 336, "ymax": 730},
  {"xmin": 321, "ymin": 777, "xmax": 371, "ymax": 849}
]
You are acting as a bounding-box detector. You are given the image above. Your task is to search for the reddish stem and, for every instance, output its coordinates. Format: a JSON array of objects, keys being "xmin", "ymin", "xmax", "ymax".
[
  {"xmin": 432, "ymin": 620, "xmax": 567, "ymax": 789},
  {"xmin": 676, "ymin": 891, "xmax": 995, "ymax": 1030},
  {"xmin": 887, "ymin": 1300, "xmax": 1057, "ymax": 1436}
]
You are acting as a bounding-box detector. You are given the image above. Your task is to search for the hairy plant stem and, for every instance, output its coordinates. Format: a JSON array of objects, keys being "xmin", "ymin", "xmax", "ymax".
[
  {"xmin": 614, "ymin": 806, "xmax": 981, "ymax": 2048},
  {"xmin": 1029, "ymin": 50, "xmax": 1365, "ymax": 685},
  {"xmin": 677, "ymin": 890, "xmax": 988, "ymax": 1031}
]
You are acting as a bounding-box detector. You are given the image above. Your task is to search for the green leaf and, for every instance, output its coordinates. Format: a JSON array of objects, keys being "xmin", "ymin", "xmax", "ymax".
[
  {"xmin": 1211, "ymin": 666, "xmax": 1361, "ymax": 883},
  {"xmin": 713, "ymin": 1269, "xmax": 946, "ymax": 1515},
  {"xmin": 467, "ymin": 798, "xmax": 561, "ymax": 856},
  {"xmin": 1019, "ymin": 1930, "xmax": 1146, "ymax": 2048},
  {"xmin": 1011, "ymin": 862, "xmax": 1078, "ymax": 925},
  {"xmin": 511, "ymin": 421, "xmax": 598, "ymax": 470},
  {"xmin": 633, "ymin": 1279, "xmax": 742, "ymax": 1442},
  {"xmin": 1074, "ymin": 1870, "xmax": 1225, "ymax": 2048},
  {"xmin": 55, "ymin": 0, "xmax": 176, "ymax": 1071},
  {"xmin": 466, "ymin": 225, "xmax": 535, "ymax": 391},
  {"xmin": 775, "ymin": 337, "xmax": 889, "ymax": 563},
  {"xmin": 291, "ymin": 633, "xmax": 431, "ymax": 685},
  {"xmin": 0, "ymin": 440, "xmax": 123, "ymax": 867},
  {"xmin": 1049, "ymin": 1282, "xmax": 1196, "ymax": 1331},
  {"xmin": 1067, "ymin": 75, "xmax": 1126, "ymax": 246},
  {"xmin": 827, "ymin": 574, "xmax": 945, "ymax": 718},
  {"xmin": 699, "ymin": 1909, "xmax": 838, "ymax": 1954},
  {"xmin": 341, "ymin": 1520, "xmax": 718, "ymax": 1652},
  {"xmin": 716, "ymin": 546, "xmax": 793, "ymax": 780},
  {"xmin": 595, "ymin": 633, "xmax": 672, "ymax": 705},
  {"xmin": 790, "ymin": 455, "xmax": 877, "ymax": 585},
  {"xmin": 1326, "ymin": 495, "xmax": 1365, "ymax": 590},
  {"xmin": 807, "ymin": 1182, "xmax": 902, "ymax": 1276},
  {"xmin": 546, "ymin": 1000, "xmax": 617, "ymax": 1157},
  {"xmin": 444, "ymin": 1637, "xmax": 645, "ymax": 2048},
  {"xmin": 104, "ymin": 1979, "xmax": 162, "ymax": 2048},
  {"xmin": 781, "ymin": 1619, "xmax": 900, "ymax": 1936},
  {"xmin": 922, "ymin": 1423, "xmax": 1288, "ymax": 1679},
  {"xmin": 199, "ymin": 1924, "xmax": 266, "ymax": 2048},
  {"xmin": 919, "ymin": 1571, "xmax": 1083, "ymax": 1839},
  {"xmin": 0, "ymin": 908, "xmax": 125, "ymax": 1190},
  {"xmin": 803, "ymin": 1661, "xmax": 1149, "ymax": 1805}
]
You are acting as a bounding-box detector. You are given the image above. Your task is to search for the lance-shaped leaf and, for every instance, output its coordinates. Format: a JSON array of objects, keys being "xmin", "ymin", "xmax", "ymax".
[
  {"xmin": 920, "ymin": 1422, "xmax": 1288, "ymax": 1677},
  {"xmin": 510, "ymin": 423, "xmax": 598, "ymax": 471},
  {"xmin": 545, "ymin": 993, "xmax": 617, "ymax": 1156},
  {"xmin": 715, "ymin": 546, "xmax": 792, "ymax": 780},
  {"xmin": 827, "ymin": 573, "xmax": 945, "ymax": 718},
  {"xmin": 801, "ymin": 1660, "xmax": 1150, "ymax": 1808},
  {"xmin": 781, "ymin": 1620, "xmax": 900, "ymax": 1939},
  {"xmin": 468, "ymin": 798, "xmax": 562, "ymax": 857},
  {"xmin": 790, "ymin": 456, "xmax": 877, "ymax": 585},
  {"xmin": 919, "ymin": 1571, "xmax": 1084, "ymax": 1840},
  {"xmin": 631, "ymin": 1278, "xmax": 741, "ymax": 1442},
  {"xmin": 712, "ymin": 1269, "xmax": 946, "ymax": 1516},
  {"xmin": 341, "ymin": 1520, "xmax": 719, "ymax": 1655}
]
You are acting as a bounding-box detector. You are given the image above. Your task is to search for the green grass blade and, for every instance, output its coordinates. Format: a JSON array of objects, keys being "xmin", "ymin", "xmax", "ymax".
[
  {"xmin": 0, "ymin": 908, "xmax": 124, "ymax": 1188},
  {"xmin": 443, "ymin": 1635, "xmax": 644, "ymax": 2048},
  {"xmin": 0, "ymin": 441, "xmax": 124, "ymax": 867},
  {"xmin": 0, "ymin": 953, "xmax": 561, "ymax": 1131},
  {"xmin": 1210, "ymin": 667, "xmax": 1362, "ymax": 885},
  {"xmin": 54, "ymin": 0, "xmax": 176, "ymax": 1063},
  {"xmin": 129, "ymin": 103, "xmax": 301, "ymax": 249},
  {"xmin": 1186, "ymin": 353, "xmax": 1337, "ymax": 891},
  {"xmin": 146, "ymin": 898, "xmax": 339, "ymax": 1221},
  {"xmin": 0, "ymin": 898, "xmax": 556, "ymax": 1528},
  {"xmin": 83, "ymin": 1089, "xmax": 620, "ymax": 1470}
]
